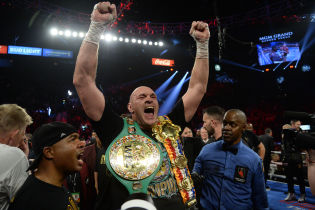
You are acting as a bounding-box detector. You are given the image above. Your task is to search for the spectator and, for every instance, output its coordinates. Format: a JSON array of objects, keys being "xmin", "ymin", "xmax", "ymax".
[
  {"xmin": 0, "ymin": 104, "xmax": 33, "ymax": 210},
  {"xmin": 193, "ymin": 109, "xmax": 268, "ymax": 209},
  {"xmin": 200, "ymin": 127, "xmax": 210, "ymax": 144},
  {"xmin": 282, "ymin": 120, "xmax": 306, "ymax": 203},
  {"xmin": 202, "ymin": 105, "xmax": 225, "ymax": 143},
  {"xmin": 9, "ymin": 122, "xmax": 85, "ymax": 210},
  {"xmin": 242, "ymin": 123, "xmax": 265, "ymax": 160},
  {"xmin": 259, "ymin": 128, "xmax": 274, "ymax": 189}
]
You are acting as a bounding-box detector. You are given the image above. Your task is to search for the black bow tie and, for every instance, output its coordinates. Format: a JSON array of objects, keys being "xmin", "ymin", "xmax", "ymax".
[{"xmin": 222, "ymin": 143, "xmax": 238, "ymax": 155}]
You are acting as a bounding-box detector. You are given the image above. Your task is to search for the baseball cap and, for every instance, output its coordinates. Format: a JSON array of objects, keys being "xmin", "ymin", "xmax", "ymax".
[{"xmin": 28, "ymin": 121, "xmax": 77, "ymax": 171}]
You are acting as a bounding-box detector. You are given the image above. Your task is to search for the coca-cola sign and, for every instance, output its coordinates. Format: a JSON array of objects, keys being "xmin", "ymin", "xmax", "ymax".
[{"xmin": 152, "ymin": 58, "xmax": 175, "ymax": 67}]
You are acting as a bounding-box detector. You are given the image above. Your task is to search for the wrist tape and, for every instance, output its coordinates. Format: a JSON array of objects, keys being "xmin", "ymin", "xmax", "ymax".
[
  {"xmin": 84, "ymin": 20, "xmax": 108, "ymax": 45},
  {"xmin": 196, "ymin": 40, "xmax": 209, "ymax": 59}
]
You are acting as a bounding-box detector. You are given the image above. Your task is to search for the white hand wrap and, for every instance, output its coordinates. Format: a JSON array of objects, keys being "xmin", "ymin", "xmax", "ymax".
[
  {"xmin": 191, "ymin": 26, "xmax": 209, "ymax": 59},
  {"xmin": 196, "ymin": 40, "xmax": 209, "ymax": 59},
  {"xmin": 83, "ymin": 4, "xmax": 114, "ymax": 45},
  {"xmin": 84, "ymin": 21, "xmax": 107, "ymax": 45}
]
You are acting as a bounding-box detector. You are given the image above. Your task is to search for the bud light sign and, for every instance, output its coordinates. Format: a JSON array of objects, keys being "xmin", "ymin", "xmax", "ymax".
[
  {"xmin": 8, "ymin": 45, "xmax": 42, "ymax": 56},
  {"xmin": 43, "ymin": 48, "xmax": 73, "ymax": 59}
]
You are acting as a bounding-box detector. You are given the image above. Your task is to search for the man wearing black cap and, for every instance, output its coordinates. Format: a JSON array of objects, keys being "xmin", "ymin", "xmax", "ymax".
[{"xmin": 9, "ymin": 122, "xmax": 85, "ymax": 210}]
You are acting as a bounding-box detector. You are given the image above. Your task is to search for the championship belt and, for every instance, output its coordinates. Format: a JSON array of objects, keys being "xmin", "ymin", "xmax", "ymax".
[
  {"xmin": 105, "ymin": 118, "xmax": 162, "ymax": 194},
  {"xmin": 152, "ymin": 116, "xmax": 197, "ymax": 207}
]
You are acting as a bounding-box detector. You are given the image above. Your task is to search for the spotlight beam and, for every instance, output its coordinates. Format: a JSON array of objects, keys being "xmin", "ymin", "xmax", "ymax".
[
  {"xmin": 155, "ymin": 71, "xmax": 178, "ymax": 97},
  {"xmin": 283, "ymin": 60, "xmax": 295, "ymax": 70},
  {"xmin": 159, "ymin": 76, "xmax": 190, "ymax": 99},
  {"xmin": 218, "ymin": 58, "xmax": 264, "ymax": 72},
  {"xmin": 159, "ymin": 72, "xmax": 188, "ymax": 115},
  {"xmin": 273, "ymin": 62, "xmax": 282, "ymax": 71}
]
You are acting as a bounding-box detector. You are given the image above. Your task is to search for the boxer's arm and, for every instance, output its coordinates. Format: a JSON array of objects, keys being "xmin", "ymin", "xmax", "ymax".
[
  {"xmin": 182, "ymin": 21, "xmax": 210, "ymax": 122},
  {"xmin": 73, "ymin": 2, "xmax": 117, "ymax": 121}
]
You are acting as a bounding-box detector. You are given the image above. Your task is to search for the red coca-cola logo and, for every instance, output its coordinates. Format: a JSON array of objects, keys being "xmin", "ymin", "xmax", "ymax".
[{"xmin": 152, "ymin": 58, "xmax": 174, "ymax": 67}]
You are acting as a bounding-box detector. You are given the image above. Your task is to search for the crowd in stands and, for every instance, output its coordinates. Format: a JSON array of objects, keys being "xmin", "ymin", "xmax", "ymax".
[{"xmin": 2, "ymin": 77, "xmax": 315, "ymax": 145}]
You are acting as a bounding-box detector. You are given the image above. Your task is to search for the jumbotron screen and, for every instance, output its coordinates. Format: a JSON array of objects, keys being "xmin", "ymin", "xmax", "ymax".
[{"xmin": 257, "ymin": 41, "xmax": 301, "ymax": 66}]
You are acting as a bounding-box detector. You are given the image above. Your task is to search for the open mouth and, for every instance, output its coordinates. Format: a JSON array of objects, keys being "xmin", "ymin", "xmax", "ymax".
[
  {"xmin": 77, "ymin": 151, "xmax": 84, "ymax": 166},
  {"xmin": 77, "ymin": 153, "xmax": 83, "ymax": 160},
  {"xmin": 144, "ymin": 107, "xmax": 154, "ymax": 114}
]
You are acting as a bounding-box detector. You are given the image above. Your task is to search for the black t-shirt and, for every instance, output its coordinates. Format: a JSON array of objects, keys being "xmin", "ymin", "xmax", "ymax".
[
  {"xmin": 9, "ymin": 174, "xmax": 78, "ymax": 210},
  {"xmin": 90, "ymin": 99, "xmax": 187, "ymax": 210},
  {"xmin": 242, "ymin": 130, "xmax": 261, "ymax": 152},
  {"xmin": 259, "ymin": 134, "xmax": 274, "ymax": 159},
  {"xmin": 95, "ymin": 147, "xmax": 107, "ymax": 190},
  {"xmin": 182, "ymin": 137, "xmax": 204, "ymax": 172},
  {"xmin": 94, "ymin": 147, "xmax": 112, "ymax": 210}
]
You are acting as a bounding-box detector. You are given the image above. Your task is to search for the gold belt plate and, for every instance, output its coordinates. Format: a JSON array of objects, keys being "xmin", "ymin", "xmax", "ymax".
[{"xmin": 109, "ymin": 135, "xmax": 161, "ymax": 180}]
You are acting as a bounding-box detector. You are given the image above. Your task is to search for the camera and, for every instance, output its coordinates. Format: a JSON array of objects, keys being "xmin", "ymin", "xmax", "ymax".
[{"xmin": 282, "ymin": 111, "xmax": 315, "ymax": 151}]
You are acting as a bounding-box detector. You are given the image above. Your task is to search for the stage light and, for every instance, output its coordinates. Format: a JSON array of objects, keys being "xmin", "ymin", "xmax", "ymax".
[
  {"xmin": 81, "ymin": 124, "xmax": 87, "ymax": 131},
  {"xmin": 72, "ymin": 31, "xmax": 78, "ymax": 37},
  {"xmin": 48, "ymin": 28, "xmax": 165, "ymax": 48},
  {"xmin": 65, "ymin": 30, "xmax": 71, "ymax": 37},
  {"xmin": 215, "ymin": 64, "xmax": 221, "ymax": 71},
  {"xmin": 50, "ymin": 28, "xmax": 58, "ymax": 36},
  {"xmin": 302, "ymin": 64, "xmax": 311, "ymax": 72},
  {"xmin": 67, "ymin": 90, "xmax": 72, "ymax": 96},
  {"xmin": 265, "ymin": 68, "xmax": 270, "ymax": 72},
  {"xmin": 170, "ymin": 68, "xmax": 174, "ymax": 71},
  {"xmin": 79, "ymin": 32, "xmax": 85, "ymax": 38},
  {"xmin": 105, "ymin": 34, "xmax": 112, "ymax": 42},
  {"xmin": 277, "ymin": 76, "xmax": 284, "ymax": 84},
  {"xmin": 283, "ymin": 61, "xmax": 295, "ymax": 70},
  {"xmin": 47, "ymin": 107, "xmax": 51, "ymax": 117}
]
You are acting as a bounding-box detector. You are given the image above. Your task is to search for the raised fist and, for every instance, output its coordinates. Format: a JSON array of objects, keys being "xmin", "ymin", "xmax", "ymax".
[
  {"xmin": 91, "ymin": 1, "xmax": 117, "ymax": 23},
  {"xmin": 190, "ymin": 21, "xmax": 210, "ymax": 43}
]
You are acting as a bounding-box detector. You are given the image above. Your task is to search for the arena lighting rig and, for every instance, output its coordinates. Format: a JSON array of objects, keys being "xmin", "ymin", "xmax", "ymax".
[{"xmin": 49, "ymin": 28, "xmax": 164, "ymax": 47}]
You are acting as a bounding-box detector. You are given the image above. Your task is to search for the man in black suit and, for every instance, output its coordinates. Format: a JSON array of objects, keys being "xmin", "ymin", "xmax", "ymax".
[{"xmin": 259, "ymin": 128, "xmax": 274, "ymax": 188}]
